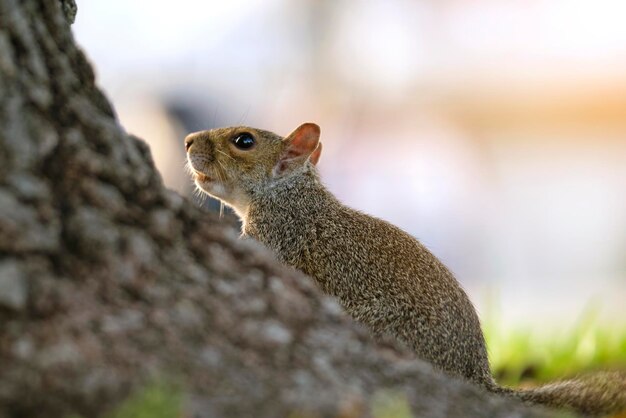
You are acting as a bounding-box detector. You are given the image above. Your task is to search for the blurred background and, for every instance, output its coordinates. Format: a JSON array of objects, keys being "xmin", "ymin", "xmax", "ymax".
[{"xmin": 73, "ymin": 0, "xmax": 626, "ymax": 333}]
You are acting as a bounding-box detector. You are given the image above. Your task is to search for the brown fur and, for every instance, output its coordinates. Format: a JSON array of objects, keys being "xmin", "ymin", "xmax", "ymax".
[{"xmin": 185, "ymin": 123, "xmax": 626, "ymax": 416}]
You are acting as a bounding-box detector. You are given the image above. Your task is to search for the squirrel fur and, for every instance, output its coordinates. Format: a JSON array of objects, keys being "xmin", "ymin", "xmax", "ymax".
[{"xmin": 185, "ymin": 122, "xmax": 625, "ymax": 416}]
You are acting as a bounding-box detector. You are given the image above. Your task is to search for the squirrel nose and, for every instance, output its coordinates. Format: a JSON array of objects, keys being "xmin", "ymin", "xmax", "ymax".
[{"xmin": 184, "ymin": 134, "xmax": 195, "ymax": 152}]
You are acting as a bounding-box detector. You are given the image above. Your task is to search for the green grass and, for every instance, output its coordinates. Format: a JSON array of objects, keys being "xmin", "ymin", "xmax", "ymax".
[
  {"xmin": 371, "ymin": 390, "xmax": 413, "ymax": 418},
  {"xmin": 66, "ymin": 381, "xmax": 183, "ymax": 418},
  {"xmin": 483, "ymin": 304, "xmax": 626, "ymax": 386},
  {"xmin": 104, "ymin": 381, "xmax": 183, "ymax": 418}
]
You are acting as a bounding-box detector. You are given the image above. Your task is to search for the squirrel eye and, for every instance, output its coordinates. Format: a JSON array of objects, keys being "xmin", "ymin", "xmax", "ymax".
[{"xmin": 232, "ymin": 132, "xmax": 255, "ymax": 150}]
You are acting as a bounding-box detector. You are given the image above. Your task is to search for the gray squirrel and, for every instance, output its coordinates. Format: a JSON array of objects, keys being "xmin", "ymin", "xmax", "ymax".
[{"xmin": 185, "ymin": 122, "xmax": 625, "ymax": 416}]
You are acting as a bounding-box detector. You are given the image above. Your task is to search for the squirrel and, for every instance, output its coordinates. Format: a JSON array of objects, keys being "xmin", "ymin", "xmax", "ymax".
[{"xmin": 184, "ymin": 122, "xmax": 625, "ymax": 416}]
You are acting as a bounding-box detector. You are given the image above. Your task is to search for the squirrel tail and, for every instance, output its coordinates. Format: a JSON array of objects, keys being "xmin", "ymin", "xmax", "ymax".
[{"xmin": 491, "ymin": 371, "xmax": 626, "ymax": 416}]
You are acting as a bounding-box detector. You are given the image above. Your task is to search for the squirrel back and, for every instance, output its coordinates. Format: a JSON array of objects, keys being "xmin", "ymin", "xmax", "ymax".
[
  {"xmin": 185, "ymin": 122, "xmax": 626, "ymax": 416},
  {"xmin": 244, "ymin": 167, "xmax": 494, "ymax": 386}
]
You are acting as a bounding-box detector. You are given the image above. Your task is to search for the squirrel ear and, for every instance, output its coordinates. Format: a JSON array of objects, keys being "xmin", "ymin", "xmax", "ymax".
[
  {"xmin": 275, "ymin": 123, "xmax": 321, "ymax": 174},
  {"xmin": 309, "ymin": 142, "xmax": 322, "ymax": 166}
]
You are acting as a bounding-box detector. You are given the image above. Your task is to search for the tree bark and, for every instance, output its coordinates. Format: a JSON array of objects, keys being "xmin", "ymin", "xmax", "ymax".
[{"xmin": 0, "ymin": 1, "xmax": 550, "ymax": 417}]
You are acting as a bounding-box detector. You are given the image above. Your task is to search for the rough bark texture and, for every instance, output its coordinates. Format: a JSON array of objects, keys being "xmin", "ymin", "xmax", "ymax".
[{"xmin": 0, "ymin": 1, "xmax": 554, "ymax": 417}]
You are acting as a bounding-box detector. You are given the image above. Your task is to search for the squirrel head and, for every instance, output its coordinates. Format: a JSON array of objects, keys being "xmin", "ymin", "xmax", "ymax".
[{"xmin": 185, "ymin": 122, "xmax": 322, "ymax": 217}]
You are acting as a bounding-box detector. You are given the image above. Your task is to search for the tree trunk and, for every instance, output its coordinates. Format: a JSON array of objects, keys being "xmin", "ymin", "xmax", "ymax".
[{"xmin": 0, "ymin": 1, "xmax": 549, "ymax": 417}]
